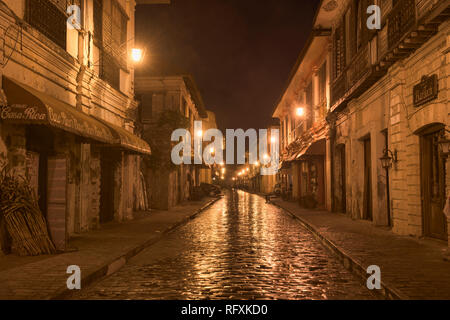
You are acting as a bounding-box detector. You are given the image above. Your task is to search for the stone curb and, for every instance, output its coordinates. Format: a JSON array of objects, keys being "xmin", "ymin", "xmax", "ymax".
[
  {"xmin": 49, "ymin": 196, "xmax": 222, "ymax": 300},
  {"xmin": 267, "ymin": 198, "xmax": 409, "ymax": 300}
]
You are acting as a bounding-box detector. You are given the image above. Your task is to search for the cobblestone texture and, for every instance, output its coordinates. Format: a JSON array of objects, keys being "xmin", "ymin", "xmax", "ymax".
[
  {"xmin": 0, "ymin": 198, "xmax": 216, "ymax": 300},
  {"xmin": 271, "ymin": 199, "xmax": 450, "ymax": 300},
  {"xmin": 71, "ymin": 190, "xmax": 380, "ymax": 300}
]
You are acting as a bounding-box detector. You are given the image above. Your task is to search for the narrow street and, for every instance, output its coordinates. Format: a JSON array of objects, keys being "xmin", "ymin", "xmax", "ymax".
[{"xmin": 71, "ymin": 190, "xmax": 380, "ymax": 300}]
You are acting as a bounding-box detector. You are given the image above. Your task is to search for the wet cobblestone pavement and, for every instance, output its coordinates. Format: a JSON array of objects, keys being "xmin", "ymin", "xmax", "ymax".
[{"xmin": 72, "ymin": 190, "xmax": 381, "ymax": 300}]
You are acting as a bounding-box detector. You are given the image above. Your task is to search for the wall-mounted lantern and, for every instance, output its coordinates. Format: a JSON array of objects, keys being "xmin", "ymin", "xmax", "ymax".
[
  {"xmin": 437, "ymin": 130, "xmax": 450, "ymax": 157},
  {"xmin": 380, "ymin": 148, "xmax": 398, "ymax": 169}
]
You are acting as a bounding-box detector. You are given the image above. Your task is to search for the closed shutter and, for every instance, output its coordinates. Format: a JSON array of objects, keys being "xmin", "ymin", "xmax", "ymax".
[
  {"xmin": 319, "ymin": 62, "xmax": 327, "ymax": 104},
  {"xmin": 47, "ymin": 157, "xmax": 67, "ymax": 251},
  {"xmin": 333, "ymin": 21, "xmax": 346, "ymax": 79},
  {"xmin": 140, "ymin": 94, "xmax": 154, "ymax": 123},
  {"xmin": 25, "ymin": 0, "xmax": 67, "ymax": 49},
  {"xmin": 99, "ymin": 0, "xmax": 128, "ymax": 89},
  {"xmin": 93, "ymin": 0, "xmax": 103, "ymax": 46},
  {"xmin": 306, "ymin": 82, "xmax": 313, "ymax": 128},
  {"xmin": 349, "ymin": 1, "xmax": 357, "ymax": 60}
]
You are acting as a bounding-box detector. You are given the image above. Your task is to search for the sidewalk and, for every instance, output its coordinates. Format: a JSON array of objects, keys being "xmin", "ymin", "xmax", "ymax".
[
  {"xmin": 270, "ymin": 198, "xmax": 450, "ymax": 300},
  {"xmin": 0, "ymin": 197, "xmax": 221, "ymax": 300}
]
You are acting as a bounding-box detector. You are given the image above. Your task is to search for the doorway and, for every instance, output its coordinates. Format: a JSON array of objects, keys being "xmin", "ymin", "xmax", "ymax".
[
  {"xmin": 100, "ymin": 156, "xmax": 116, "ymax": 224},
  {"xmin": 363, "ymin": 138, "xmax": 373, "ymax": 220},
  {"xmin": 335, "ymin": 144, "xmax": 347, "ymax": 213},
  {"xmin": 46, "ymin": 156, "xmax": 67, "ymax": 251},
  {"xmin": 420, "ymin": 126, "xmax": 447, "ymax": 240}
]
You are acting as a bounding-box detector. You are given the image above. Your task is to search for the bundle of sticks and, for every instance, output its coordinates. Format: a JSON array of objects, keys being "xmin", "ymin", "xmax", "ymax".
[{"xmin": 0, "ymin": 166, "xmax": 56, "ymax": 256}]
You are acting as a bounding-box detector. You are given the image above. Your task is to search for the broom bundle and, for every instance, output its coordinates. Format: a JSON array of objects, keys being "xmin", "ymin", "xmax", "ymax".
[{"xmin": 0, "ymin": 166, "xmax": 56, "ymax": 256}]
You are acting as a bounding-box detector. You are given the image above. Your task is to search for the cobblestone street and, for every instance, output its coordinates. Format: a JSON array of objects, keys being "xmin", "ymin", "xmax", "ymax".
[{"xmin": 71, "ymin": 190, "xmax": 380, "ymax": 300}]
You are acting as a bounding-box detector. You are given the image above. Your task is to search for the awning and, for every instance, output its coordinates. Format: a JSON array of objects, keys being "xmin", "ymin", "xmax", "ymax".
[
  {"xmin": 94, "ymin": 117, "xmax": 151, "ymax": 155},
  {"xmin": 1, "ymin": 77, "xmax": 151, "ymax": 155},
  {"xmin": 296, "ymin": 138, "xmax": 326, "ymax": 159},
  {"xmin": 1, "ymin": 77, "xmax": 115, "ymax": 144}
]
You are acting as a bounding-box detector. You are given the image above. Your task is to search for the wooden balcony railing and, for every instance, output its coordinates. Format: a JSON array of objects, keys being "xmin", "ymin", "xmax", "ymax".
[
  {"xmin": 347, "ymin": 45, "xmax": 371, "ymax": 89},
  {"xmin": 388, "ymin": 0, "xmax": 416, "ymax": 50},
  {"xmin": 330, "ymin": 0, "xmax": 447, "ymax": 112},
  {"xmin": 331, "ymin": 72, "xmax": 347, "ymax": 107},
  {"xmin": 330, "ymin": 42, "xmax": 373, "ymax": 110}
]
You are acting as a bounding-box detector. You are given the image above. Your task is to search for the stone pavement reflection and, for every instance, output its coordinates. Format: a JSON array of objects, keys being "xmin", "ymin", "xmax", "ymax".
[{"xmin": 72, "ymin": 190, "xmax": 380, "ymax": 300}]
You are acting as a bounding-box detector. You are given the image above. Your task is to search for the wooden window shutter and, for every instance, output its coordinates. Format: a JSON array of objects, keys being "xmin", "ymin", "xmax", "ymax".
[
  {"xmin": 337, "ymin": 19, "xmax": 346, "ymax": 75},
  {"xmin": 333, "ymin": 22, "xmax": 346, "ymax": 79},
  {"xmin": 359, "ymin": 0, "xmax": 372, "ymax": 48},
  {"xmin": 25, "ymin": 0, "xmax": 67, "ymax": 49},
  {"xmin": 103, "ymin": 0, "xmax": 113, "ymax": 55},
  {"xmin": 93, "ymin": 0, "xmax": 103, "ymax": 46},
  {"xmin": 306, "ymin": 82, "xmax": 313, "ymax": 128},
  {"xmin": 349, "ymin": 1, "xmax": 357, "ymax": 60},
  {"xmin": 140, "ymin": 94, "xmax": 153, "ymax": 123},
  {"xmin": 333, "ymin": 28, "xmax": 339, "ymax": 80},
  {"xmin": 319, "ymin": 62, "xmax": 327, "ymax": 104}
]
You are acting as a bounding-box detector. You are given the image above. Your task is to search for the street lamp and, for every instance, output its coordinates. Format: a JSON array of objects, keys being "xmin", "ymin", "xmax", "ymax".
[
  {"xmin": 380, "ymin": 148, "xmax": 398, "ymax": 169},
  {"xmin": 295, "ymin": 107, "xmax": 305, "ymax": 117},
  {"xmin": 131, "ymin": 48, "xmax": 144, "ymax": 64}
]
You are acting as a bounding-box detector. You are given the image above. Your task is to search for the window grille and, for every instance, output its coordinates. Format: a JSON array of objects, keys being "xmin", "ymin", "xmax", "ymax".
[
  {"xmin": 26, "ymin": 0, "xmax": 67, "ymax": 49},
  {"xmin": 94, "ymin": 0, "xmax": 128, "ymax": 89}
]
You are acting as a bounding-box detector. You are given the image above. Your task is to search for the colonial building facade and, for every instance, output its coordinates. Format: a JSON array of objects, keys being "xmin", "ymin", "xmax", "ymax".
[
  {"xmin": 135, "ymin": 75, "xmax": 209, "ymax": 210},
  {"xmin": 0, "ymin": 0, "xmax": 159, "ymax": 253},
  {"xmin": 272, "ymin": 27, "xmax": 332, "ymax": 209},
  {"xmin": 270, "ymin": 0, "xmax": 449, "ymax": 245}
]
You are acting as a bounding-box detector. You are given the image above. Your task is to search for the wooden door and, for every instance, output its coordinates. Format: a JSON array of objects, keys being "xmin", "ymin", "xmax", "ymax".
[
  {"xmin": 363, "ymin": 138, "xmax": 373, "ymax": 220},
  {"xmin": 47, "ymin": 156, "xmax": 67, "ymax": 251},
  {"xmin": 421, "ymin": 129, "xmax": 447, "ymax": 240},
  {"xmin": 340, "ymin": 146, "xmax": 347, "ymax": 213},
  {"xmin": 100, "ymin": 157, "xmax": 115, "ymax": 224},
  {"xmin": 334, "ymin": 146, "xmax": 347, "ymax": 213}
]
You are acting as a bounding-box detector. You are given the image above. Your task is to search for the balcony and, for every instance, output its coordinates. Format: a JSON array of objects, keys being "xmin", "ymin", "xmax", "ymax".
[
  {"xmin": 381, "ymin": 0, "xmax": 448, "ymax": 65},
  {"xmin": 388, "ymin": 0, "xmax": 416, "ymax": 50},
  {"xmin": 330, "ymin": 0, "xmax": 449, "ymax": 112},
  {"xmin": 330, "ymin": 43, "xmax": 379, "ymax": 112}
]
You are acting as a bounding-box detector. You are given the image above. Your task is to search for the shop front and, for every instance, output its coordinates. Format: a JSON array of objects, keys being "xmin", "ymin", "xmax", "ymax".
[
  {"xmin": 0, "ymin": 76, "xmax": 150, "ymax": 252},
  {"xmin": 296, "ymin": 139, "xmax": 326, "ymax": 209}
]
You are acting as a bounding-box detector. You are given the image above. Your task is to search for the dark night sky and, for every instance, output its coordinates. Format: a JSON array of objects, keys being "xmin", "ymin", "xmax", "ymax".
[{"xmin": 136, "ymin": 0, "xmax": 321, "ymax": 131}]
